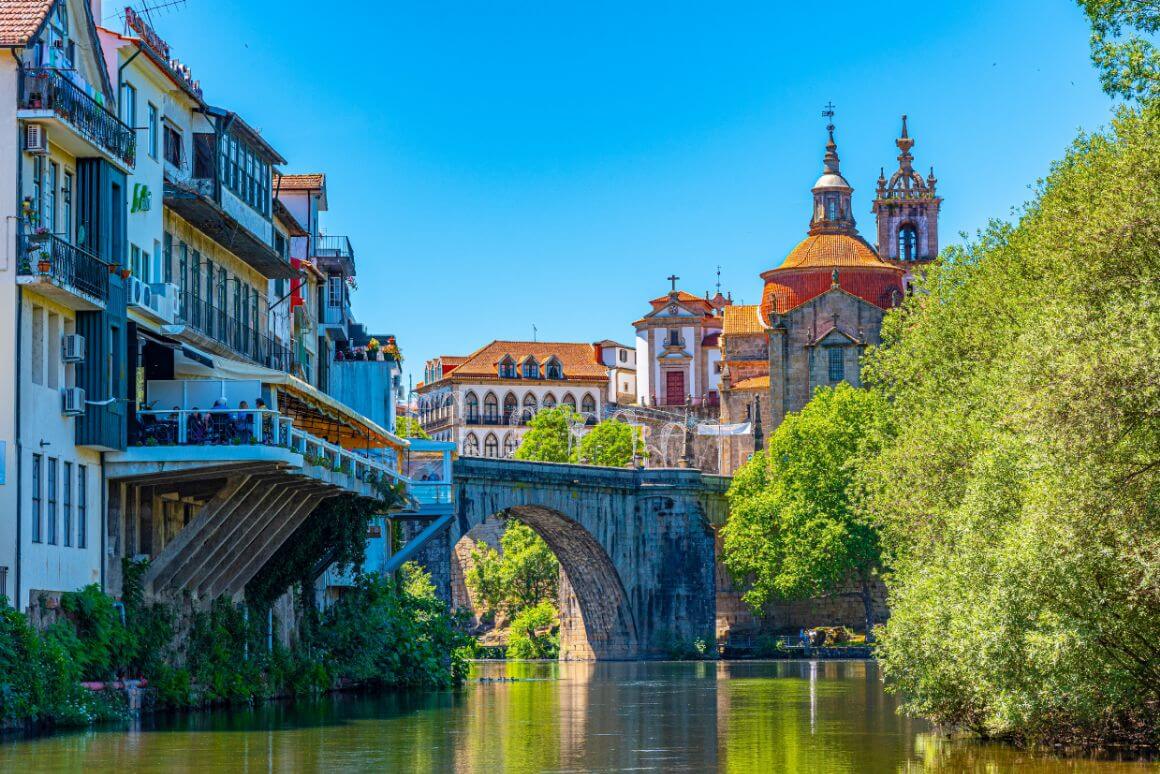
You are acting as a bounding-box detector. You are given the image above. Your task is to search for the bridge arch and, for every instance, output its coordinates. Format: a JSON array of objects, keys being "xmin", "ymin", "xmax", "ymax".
[{"xmin": 431, "ymin": 458, "xmax": 727, "ymax": 659}]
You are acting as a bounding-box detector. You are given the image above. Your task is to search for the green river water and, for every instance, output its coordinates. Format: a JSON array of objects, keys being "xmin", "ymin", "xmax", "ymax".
[{"xmin": 1, "ymin": 660, "xmax": 1154, "ymax": 772}]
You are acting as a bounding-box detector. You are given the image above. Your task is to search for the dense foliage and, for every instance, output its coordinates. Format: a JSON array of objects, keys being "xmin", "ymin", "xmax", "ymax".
[
  {"xmin": 512, "ymin": 406, "xmax": 575, "ymax": 462},
  {"xmin": 863, "ymin": 102, "xmax": 1160, "ymax": 748},
  {"xmin": 395, "ymin": 416, "xmax": 430, "ymax": 439},
  {"xmin": 721, "ymin": 384, "xmax": 890, "ymax": 635},
  {"xmin": 466, "ymin": 521, "xmax": 560, "ymax": 620},
  {"xmin": 505, "ymin": 601, "xmax": 560, "ymax": 660},
  {"xmin": 1078, "ymin": 0, "xmax": 1159, "ymax": 101},
  {"xmin": 572, "ymin": 419, "xmax": 644, "ymax": 466}
]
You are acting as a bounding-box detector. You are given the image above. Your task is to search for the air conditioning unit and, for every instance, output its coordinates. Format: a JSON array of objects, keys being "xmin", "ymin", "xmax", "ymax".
[
  {"xmin": 24, "ymin": 124, "xmax": 48, "ymax": 155},
  {"xmin": 127, "ymin": 276, "xmax": 151, "ymax": 308},
  {"xmin": 62, "ymin": 387, "xmax": 85, "ymax": 416},
  {"xmin": 146, "ymin": 282, "xmax": 178, "ymax": 324},
  {"xmin": 61, "ymin": 334, "xmax": 85, "ymax": 363}
]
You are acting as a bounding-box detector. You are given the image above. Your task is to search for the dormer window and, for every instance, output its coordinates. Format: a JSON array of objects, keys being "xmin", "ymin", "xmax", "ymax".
[
  {"xmin": 522, "ymin": 358, "xmax": 540, "ymax": 379},
  {"xmin": 498, "ymin": 356, "xmax": 517, "ymax": 379},
  {"xmin": 544, "ymin": 357, "xmax": 563, "ymax": 380}
]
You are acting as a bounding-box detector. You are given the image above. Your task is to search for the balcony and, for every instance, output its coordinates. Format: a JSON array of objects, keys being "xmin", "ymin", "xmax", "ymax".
[
  {"xmin": 18, "ymin": 68, "xmax": 136, "ymax": 169},
  {"xmin": 310, "ymin": 235, "xmax": 355, "ymax": 275},
  {"xmin": 16, "ymin": 233, "xmax": 109, "ymax": 309},
  {"xmin": 171, "ymin": 290, "xmax": 295, "ymax": 372}
]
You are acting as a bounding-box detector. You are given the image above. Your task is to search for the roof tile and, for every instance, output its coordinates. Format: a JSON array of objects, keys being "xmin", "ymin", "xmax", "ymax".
[{"xmin": 0, "ymin": 0, "xmax": 53, "ymax": 47}]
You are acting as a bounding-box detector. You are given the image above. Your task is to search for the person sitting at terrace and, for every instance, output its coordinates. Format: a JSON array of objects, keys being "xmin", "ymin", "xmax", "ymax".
[
  {"xmin": 211, "ymin": 397, "xmax": 232, "ymax": 442},
  {"xmin": 188, "ymin": 407, "xmax": 208, "ymax": 444},
  {"xmin": 255, "ymin": 398, "xmax": 272, "ymax": 443},
  {"xmin": 234, "ymin": 400, "xmax": 255, "ymax": 442}
]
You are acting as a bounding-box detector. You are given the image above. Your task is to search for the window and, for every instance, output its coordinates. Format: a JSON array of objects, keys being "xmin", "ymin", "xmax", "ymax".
[
  {"xmin": 667, "ymin": 329, "xmax": 680, "ymax": 346},
  {"xmin": 542, "ymin": 393, "xmax": 557, "ymax": 409},
  {"xmin": 483, "ymin": 392, "xmax": 498, "ymax": 421},
  {"xmin": 62, "ymin": 461, "xmax": 72, "ymax": 547},
  {"xmin": 545, "ymin": 359, "xmax": 563, "ymax": 380},
  {"xmin": 522, "ymin": 393, "xmax": 538, "ymax": 423},
  {"xmin": 503, "ymin": 434, "xmax": 518, "ymax": 457},
  {"xmin": 328, "ymin": 276, "xmax": 343, "ymax": 308},
  {"xmin": 31, "ymin": 306, "xmax": 44, "ymax": 385},
  {"xmin": 465, "ymin": 392, "xmax": 479, "ymax": 423},
  {"xmin": 46, "ymin": 312, "xmax": 59, "ymax": 389},
  {"xmin": 825, "ymin": 194, "xmax": 838, "ymax": 221},
  {"xmin": 463, "ymin": 433, "xmax": 480, "ymax": 456},
  {"xmin": 898, "ymin": 224, "xmax": 918, "ymax": 262},
  {"xmin": 130, "ymin": 244, "xmax": 143, "ymax": 279},
  {"xmin": 147, "ymin": 103, "xmax": 159, "ymax": 159},
  {"xmin": 522, "ymin": 359, "xmax": 539, "ymax": 379},
  {"xmin": 163, "ymin": 124, "xmax": 183, "ymax": 167},
  {"xmin": 219, "ymin": 132, "xmax": 271, "ymax": 216},
  {"xmin": 153, "ymin": 239, "xmax": 162, "ymax": 283},
  {"xmin": 619, "ymin": 349, "xmax": 627, "ymax": 363},
  {"xmin": 62, "ymin": 171, "xmax": 73, "ymax": 242},
  {"xmin": 47, "ymin": 457, "xmax": 57, "ymax": 545},
  {"xmin": 498, "ymin": 357, "xmax": 516, "ymax": 379},
  {"xmin": 828, "ymin": 348, "xmax": 845, "ymax": 382},
  {"xmin": 31, "ymin": 454, "xmax": 42, "ymax": 543},
  {"xmin": 32, "ymin": 156, "xmax": 43, "ymax": 224},
  {"xmin": 484, "ymin": 434, "xmax": 499, "ymax": 458},
  {"xmin": 47, "ymin": 161, "xmax": 58, "ymax": 233},
  {"xmin": 562, "ymin": 393, "xmax": 577, "ymax": 410},
  {"xmin": 503, "ymin": 393, "xmax": 518, "ymax": 423},
  {"xmin": 581, "ymin": 394, "xmax": 596, "ymax": 414},
  {"xmin": 178, "ymin": 241, "xmax": 188, "ymax": 297},
  {"xmin": 119, "ymin": 82, "xmax": 137, "ymax": 128},
  {"xmin": 77, "ymin": 465, "xmax": 87, "ymax": 548}
]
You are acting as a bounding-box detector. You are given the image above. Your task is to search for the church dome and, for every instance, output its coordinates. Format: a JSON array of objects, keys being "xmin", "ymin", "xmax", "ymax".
[{"xmin": 813, "ymin": 172, "xmax": 852, "ymax": 191}]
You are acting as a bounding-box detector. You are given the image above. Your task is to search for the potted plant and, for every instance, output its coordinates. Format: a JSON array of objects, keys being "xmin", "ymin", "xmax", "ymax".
[
  {"xmin": 29, "ymin": 226, "xmax": 50, "ymax": 243},
  {"xmin": 37, "ymin": 251, "xmax": 51, "ymax": 274},
  {"xmin": 119, "ymin": 267, "xmax": 132, "ymax": 280},
  {"xmin": 107, "ymin": 263, "xmax": 118, "ymax": 274}
]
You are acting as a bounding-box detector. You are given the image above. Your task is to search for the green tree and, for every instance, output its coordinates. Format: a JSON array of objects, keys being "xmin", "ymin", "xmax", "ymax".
[
  {"xmin": 512, "ymin": 406, "xmax": 575, "ymax": 462},
  {"xmin": 506, "ymin": 601, "xmax": 560, "ymax": 659},
  {"xmin": 721, "ymin": 383, "xmax": 890, "ymax": 636},
  {"xmin": 1078, "ymin": 0, "xmax": 1159, "ymax": 101},
  {"xmin": 572, "ymin": 419, "xmax": 644, "ymax": 467},
  {"xmin": 467, "ymin": 521, "xmax": 560, "ymax": 618},
  {"xmin": 862, "ymin": 101, "xmax": 1160, "ymax": 746},
  {"xmin": 395, "ymin": 416, "xmax": 430, "ymax": 440}
]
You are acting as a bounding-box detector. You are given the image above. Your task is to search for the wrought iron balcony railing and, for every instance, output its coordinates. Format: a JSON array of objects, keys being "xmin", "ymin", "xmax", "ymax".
[
  {"xmin": 311, "ymin": 235, "xmax": 354, "ymax": 261},
  {"xmin": 175, "ymin": 290, "xmax": 295, "ymax": 372},
  {"xmin": 19, "ymin": 233, "xmax": 109, "ymax": 302},
  {"xmin": 19, "ymin": 68, "xmax": 136, "ymax": 167}
]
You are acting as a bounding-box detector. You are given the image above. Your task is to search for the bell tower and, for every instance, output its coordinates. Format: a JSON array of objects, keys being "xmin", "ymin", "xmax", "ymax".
[{"xmin": 872, "ymin": 116, "xmax": 941, "ymax": 267}]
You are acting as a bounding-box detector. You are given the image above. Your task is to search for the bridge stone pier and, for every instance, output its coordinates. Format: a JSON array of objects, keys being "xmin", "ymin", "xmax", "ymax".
[{"xmin": 400, "ymin": 458, "xmax": 729, "ymax": 660}]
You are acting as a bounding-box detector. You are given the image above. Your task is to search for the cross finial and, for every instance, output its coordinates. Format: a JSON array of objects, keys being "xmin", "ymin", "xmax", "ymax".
[
  {"xmin": 822, "ymin": 101, "xmax": 836, "ymax": 130},
  {"xmin": 715, "ymin": 265, "xmax": 722, "ymax": 294},
  {"xmin": 667, "ymin": 274, "xmax": 680, "ymax": 293}
]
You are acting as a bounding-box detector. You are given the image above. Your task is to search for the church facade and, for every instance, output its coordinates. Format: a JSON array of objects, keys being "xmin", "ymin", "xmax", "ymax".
[{"xmin": 718, "ymin": 117, "xmax": 940, "ymax": 473}]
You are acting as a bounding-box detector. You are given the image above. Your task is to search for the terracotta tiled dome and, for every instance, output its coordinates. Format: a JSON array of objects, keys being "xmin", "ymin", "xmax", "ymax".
[{"xmin": 761, "ymin": 234, "xmax": 905, "ymax": 316}]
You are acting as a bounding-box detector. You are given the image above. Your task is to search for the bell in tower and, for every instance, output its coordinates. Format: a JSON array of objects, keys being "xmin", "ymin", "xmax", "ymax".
[{"xmin": 872, "ymin": 115, "xmax": 942, "ymax": 267}]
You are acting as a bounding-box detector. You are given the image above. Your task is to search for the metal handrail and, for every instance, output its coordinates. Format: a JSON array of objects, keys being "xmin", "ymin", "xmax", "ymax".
[
  {"xmin": 19, "ymin": 233, "xmax": 109, "ymax": 300},
  {"xmin": 19, "ymin": 68, "xmax": 136, "ymax": 166},
  {"xmin": 175, "ymin": 290, "xmax": 294, "ymax": 372}
]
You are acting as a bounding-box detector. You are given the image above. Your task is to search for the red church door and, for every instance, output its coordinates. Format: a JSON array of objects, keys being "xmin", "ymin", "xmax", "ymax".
[{"xmin": 665, "ymin": 371, "xmax": 686, "ymax": 406}]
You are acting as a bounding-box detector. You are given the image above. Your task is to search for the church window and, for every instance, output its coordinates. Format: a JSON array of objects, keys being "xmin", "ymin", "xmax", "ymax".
[
  {"xmin": 828, "ymin": 348, "xmax": 845, "ymax": 383},
  {"xmin": 484, "ymin": 433, "xmax": 499, "ymax": 458},
  {"xmin": 825, "ymin": 194, "xmax": 839, "ymax": 221},
  {"xmin": 898, "ymin": 224, "xmax": 918, "ymax": 261}
]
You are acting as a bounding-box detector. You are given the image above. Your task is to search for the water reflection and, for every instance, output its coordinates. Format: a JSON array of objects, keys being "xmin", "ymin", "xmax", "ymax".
[{"xmin": 0, "ymin": 661, "xmax": 1153, "ymax": 772}]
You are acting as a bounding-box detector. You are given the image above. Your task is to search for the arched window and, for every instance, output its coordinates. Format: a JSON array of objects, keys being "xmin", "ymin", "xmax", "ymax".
[
  {"xmin": 581, "ymin": 393, "xmax": 596, "ymax": 414},
  {"xmin": 898, "ymin": 224, "xmax": 918, "ymax": 262},
  {"xmin": 484, "ymin": 433, "xmax": 499, "ymax": 458},
  {"xmin": 825, "ymin": 193, "xmax": 839, "ymax": 221},
  {"xmin": 544, "ymin": 358, "xmax": 563, "ymax": 380},
  {"xmin": 464, "ymin": 391, "xmax": 479, "ymax": 423},
  {"xmin": 483, "ymin": 392, "xmax": 499, "ymax": 422},
  {"xmin": 503, "ymin": 433, "xmax": 518, "ymax": 457},
  {"xmin": 542, "ymin": 392, "xmax": 557, "ymax": 409},
  {"xmin": 463, "ymin": 433, "xmax": 480, "ymax": 456},
  {"xmin": 503, "ymin": 392, "xmax": 518, "ymax": 423},
  {"xmin": 522, "ymin": 393, "xmax": 538, "ymax": 424},
  {"xmin": 522, "ymin": 357, "xmax": 539, "ymax": 379},
  {"xmin": 498, "ymin": 356, "xmax": 517, "ymax": 379},
  {"xmin": 562, "ymin": 393, "xmax": 577, "ymax": 411}
]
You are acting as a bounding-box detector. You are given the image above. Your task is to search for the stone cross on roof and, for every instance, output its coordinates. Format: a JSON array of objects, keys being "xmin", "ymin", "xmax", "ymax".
[{"xmin": 667, "ymin": 274, "xmax": 680, "ymax": 292}]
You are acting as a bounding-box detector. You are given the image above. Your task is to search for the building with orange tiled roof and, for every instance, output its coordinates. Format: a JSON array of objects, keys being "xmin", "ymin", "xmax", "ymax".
[
  {"xmin": 715, "ymin": 114, "xmax": 942, "ymax": 474},
  {"xmin": 417, "ymin": 341, "xmax": 609, "ymax": 457}
]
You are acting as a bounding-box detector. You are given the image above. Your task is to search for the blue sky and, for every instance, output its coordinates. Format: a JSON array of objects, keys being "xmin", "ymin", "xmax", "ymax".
[{"xmin": 110, "ymin": 1, "xmax": 1115, "ymax": 389}]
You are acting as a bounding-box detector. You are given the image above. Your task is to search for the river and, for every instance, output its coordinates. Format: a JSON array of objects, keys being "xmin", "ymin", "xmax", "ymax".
[{"xmin": 1, "ymin": 660, "xmax": 1153, "ymax": 772}]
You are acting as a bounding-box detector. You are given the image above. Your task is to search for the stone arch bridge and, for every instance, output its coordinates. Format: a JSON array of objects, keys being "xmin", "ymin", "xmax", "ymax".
[{"xmin": 395, "ymin": 458, "xmax": 730, "ymax": 660}]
